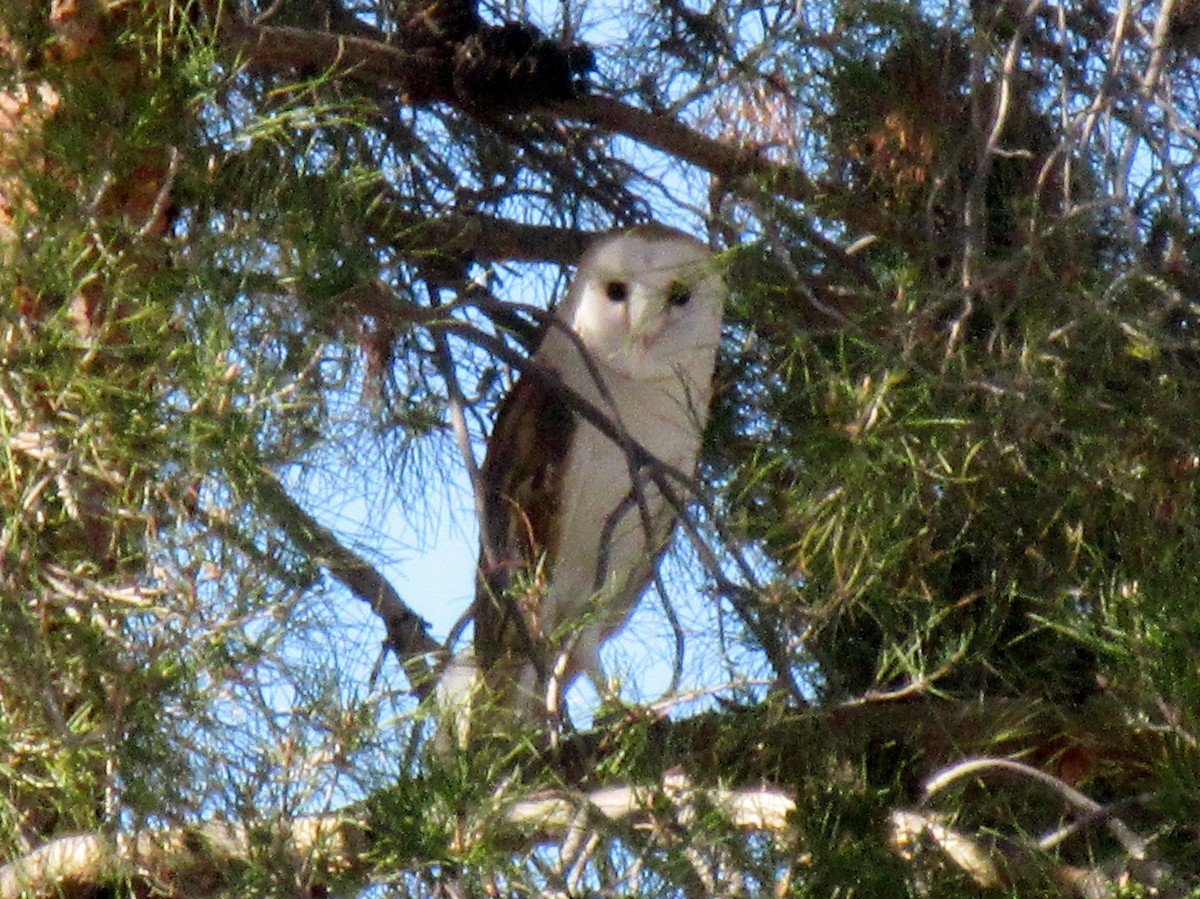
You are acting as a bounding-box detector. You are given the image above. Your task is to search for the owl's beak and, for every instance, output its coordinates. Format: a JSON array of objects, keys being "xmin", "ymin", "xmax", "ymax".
[{"xmin": 628, "ymin": 300, "xmax": 667, "ymax": 352}]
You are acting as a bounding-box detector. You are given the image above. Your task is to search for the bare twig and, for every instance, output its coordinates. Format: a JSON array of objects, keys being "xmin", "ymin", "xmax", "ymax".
[
  {"xmin": 428, "ymin": 327, "xmax": 488, "ymax": 567},
  {"xmin": 907, "ymin": 755, "xmax": 1189, "ymax": 898}
]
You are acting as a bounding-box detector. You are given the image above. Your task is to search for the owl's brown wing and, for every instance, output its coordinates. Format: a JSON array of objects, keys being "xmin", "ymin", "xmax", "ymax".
[{"xmin": 473, "ymin": 371, "xmax": 576, "ymax": 677}]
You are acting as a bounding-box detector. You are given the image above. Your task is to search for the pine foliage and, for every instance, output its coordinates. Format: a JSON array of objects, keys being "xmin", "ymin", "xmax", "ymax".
[{"xmin": 2, "ymin": 0, "xmax": 1199, "ymax": 896}]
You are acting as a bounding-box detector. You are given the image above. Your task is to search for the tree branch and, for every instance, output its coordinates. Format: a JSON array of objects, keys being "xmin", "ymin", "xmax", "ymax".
[
  {"xmin": 548, "ymin": 94, "xmax": 817, "ymax": 204},
  {"xmin": 251, "ymin": 467, "xmax": 440, "ymax": 694},
  {"xmin": 892, "ymin": 756, "xmax": 1187, "ymax": 898},
  {"xmin": 210, "ymin": 17, "xmax": 817, "ymax": 207},
  {"xmin": 213, "ymin": 15, "xmax": 454, "ymax": 103},
  {"xmin": 363, "ymin": 204, "xmax": 591, "ymax": 267},
  {"xmin": 0, "ymin": 695, "xmax": 1171, "ymax": 898},
  {"xmin": 0, "ymin": 816, "xmax": 371, "ymax": 899},
  {"xmin": 503, "ymin": 770, "xmax": 795, "ymax": 841}
]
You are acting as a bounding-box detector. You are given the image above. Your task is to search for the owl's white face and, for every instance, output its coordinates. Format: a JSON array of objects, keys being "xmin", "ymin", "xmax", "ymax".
[{"xmin": 557, "ymin": 226, "xmax": 724, "ymax": 383}]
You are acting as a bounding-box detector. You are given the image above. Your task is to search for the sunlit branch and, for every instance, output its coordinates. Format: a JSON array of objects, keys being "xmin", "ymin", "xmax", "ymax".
[
  {"xmin": 896, "ymin": 755, "xmax": 1176, "ymax": 897},
  {"xmin": 0, "ymin": 775, "xmax": 794, "ymax": 899},
  {"xmin": 0, "ymin": 817, "xmax": 370, "ymax": 899},
  {"xmin": 923, "ymin": 756, "xmax": 1151, "ymax": 861}
]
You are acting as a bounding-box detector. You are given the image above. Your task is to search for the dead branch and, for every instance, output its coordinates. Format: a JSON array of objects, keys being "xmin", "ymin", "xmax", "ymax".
[
  {"xmin": 506, "ymin": 774, "xmax": 795, "ymax": 838},
  {"xmin": 0, "ymin": 775, "xmax": 791, "ymax": 899},
  {"xmin": 548, "ymin": 95, "xmax": 817, "ymax": 204},
  {"xmin": 891, "ymin": 755, "xmax": 1192, "ymax": 898},
  {"xmin": 0, "ymin": 816, "xmax": 370, "ymax": 899},
  {"xmin": 0, "ymin": 697, "xmax": 1175, "ymax": 898}
]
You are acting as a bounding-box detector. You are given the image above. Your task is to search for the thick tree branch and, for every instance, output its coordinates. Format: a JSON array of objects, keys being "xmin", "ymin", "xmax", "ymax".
[
  {"xmin": 0, "ymin": 816, "xmax": 371, "ymax": 899},
  {"xmin": 0, "ymin": 779, "xmax": 788, "ymax": 899},
  {"xmin": 0, "ymin": 700, "xmax": 1170, "ymax": 899},
  {"xmin": 364, "ymin": 204, "xmax": 590, "ymax": 267},
  {"xmin": 503, "ymin": 771, "xmax": 795, "ymax": 842},
  {"xmin": 214, "ymin": 16, "xmax": 454, "ymax": 103},
  {"xmin": 211, "ymin": 18, "xmax": 816, "ymax": 206}
]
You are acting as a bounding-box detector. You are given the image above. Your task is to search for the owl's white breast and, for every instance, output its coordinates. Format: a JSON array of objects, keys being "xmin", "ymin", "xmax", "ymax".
[{"xmin": 531, "ymin": 328, "xmax": 711, "ymax": 644}]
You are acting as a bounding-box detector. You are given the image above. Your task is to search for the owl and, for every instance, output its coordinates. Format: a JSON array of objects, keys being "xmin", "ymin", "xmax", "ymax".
[{"xmin": 462, "ymin": 224, "xmax": 725, "ymax": 729}]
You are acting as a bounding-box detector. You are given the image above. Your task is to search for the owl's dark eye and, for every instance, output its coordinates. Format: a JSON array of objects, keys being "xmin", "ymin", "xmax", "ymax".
[
  {"xmin": 667, "ymin": 282, "xmax": 692, "ymax": 307},
  {"xmin": 605, "ymin": 280, "xmax": 629, "ymax": 303}
]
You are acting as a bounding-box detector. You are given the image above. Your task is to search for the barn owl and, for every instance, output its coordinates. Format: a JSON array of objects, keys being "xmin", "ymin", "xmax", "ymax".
[{"xmin": 460, "ymin": 224, "xmax": 725, "ymax": 729}]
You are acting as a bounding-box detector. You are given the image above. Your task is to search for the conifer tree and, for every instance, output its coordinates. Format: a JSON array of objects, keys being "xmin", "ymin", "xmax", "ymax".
[{"xmin": 2, "ymin": 1, "xmax": 1199, "ymax": 895}]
